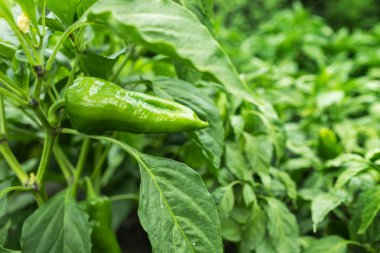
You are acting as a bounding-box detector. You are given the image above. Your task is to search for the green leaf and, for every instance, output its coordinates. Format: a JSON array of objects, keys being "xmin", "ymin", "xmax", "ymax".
[
  {"xmin": 244, "ymin": 133, "xmax": 272, "ymax": 175},
  {"xmin": 80, "ymin": 48, "xmax": 126, "ymax": 79},
  {"xmin": 173, "ymin": 0, "xmax": 214, "ymax": 31},
  {"xmin": 46, "ymin": 0, "xmax": 78, "ymax": 26},
  {"xmin": 217, "ymin": 184, "xmax": 235, "ymax": 219},
  {"xmin": 335, "ymin": 162, "xmax": 368, "ymax": 188},
  {"xmin": 77, "ymin": 0, "xmax": 98, "ymax": 17},
  {"xmin": 38, "ymin": 17, "xmax": 65, "ymax": 32},
  {"xmin": 85, "ymin": 0, "xmax": 247, "ymax": 99},
  {"xmin": 0, "ymin": 42, "xmax": 16, "ymax": 62},
  {"xmin": 137, "ymin": 153, "xmax": 222, "ymax": 253},
  {"xmin": 0, "ymin": 246, "xmax": 20, "ymax": 253},
  {"xmin": 311, "ymin": 191, "xmax": 345, "ymax": 232},
  {"xmin": 264, "ymin": 198, "xmax": 300, "ymax": 253},
  {"xmin": 358, "ymin": 186, "xmax": 380, "ymax": 234},
  {"xmin": 240, "ymin": 205, "xmax": 266, "ymax": 252},
  {"xmin": 153, "ymin": 77, "xmax": 224, "ymax": 168},
  {"xmin": 21, "ymin": 190, "xmax": 91, "ymax": 253},
  {"xmin": 0, "ymin": 220, "xmax": 11, "ymax": 245},
  {"xmin": 225, "ymin": 142, "xmax": 250, "ymax": 180},
  {"xmin": 59, "ymin": 130, "xmax": 222, "ymax": 253},
  {"xmin": 221, "ymin": 218, "xmax": 241, "ymax": 242},
  {"xmin": 304, "ymin": 236, "xmax": 348, "ymax": 253},
  {"xmin": 14, "ymin": 0, "xmax": 38, "ymax": 28},
  {"xmin": 271, "ymin": 169, "xmax": 297, "ymax": 200}
]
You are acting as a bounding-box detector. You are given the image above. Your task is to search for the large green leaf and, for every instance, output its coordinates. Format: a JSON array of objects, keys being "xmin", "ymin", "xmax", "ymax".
[
  {"xmin": 60, "ymin": 130, "xmax": 223, "ymax": 253},
  {"xmin": 153, "ymin": 77, "xmax": 224, "ymax": 168},
  {"xmin": 304, "ymin": 236, "xmax": 347, "ymax": 253},
  {"xmin": 21, "ymin": 190, "xmax": 91, "ymax": 253},
  {"xmin": 137, "ymin": 153, "xmax": 222, "ymax": 253},
  {"xmin": 84, "ymin": 0, "xmax": 257, "ymax": 103}
]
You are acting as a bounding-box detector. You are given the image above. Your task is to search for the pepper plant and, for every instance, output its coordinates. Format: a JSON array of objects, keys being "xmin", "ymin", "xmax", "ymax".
[
  {"xmin": 0, "ymin": 0, "xmax": 242, "ymax": 252},
  {"xmin": 3, "ymin": 0, "xmax": 380, "ymax": 253}
]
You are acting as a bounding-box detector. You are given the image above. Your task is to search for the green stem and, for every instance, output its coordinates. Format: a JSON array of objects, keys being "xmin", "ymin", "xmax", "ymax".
[
  {"xmin": 41, "ymin": 0, "xmax": 47, "ymax": 36},
  {"xmin": 110, "ymin": 193, "xmax": 139, "ymax": 202},
  {"xmin": 35, "ymin": 132, "xmax": 56, "ymax": 185},
  {"xmin": 33, "ymin": 77, "xmax": 43, "ymax": 100},
  {"xmin": 66, "ymin": 53, "xmax": 80, "ymax": 90},
  {"xmin": 0, "ymin": 138, "xmax": 29, "ymax": 185},
  {"xmin": 53, "ymin": 144, "xmax": 75, "ymax": 183},
  {"xmin": 0, "ymin": 71, "xmax": 26, "ymax": 97},
  {"xmin": 0, "ymin": 186, "xmax": 30, "ymax": 199},
  {"xmin": 0, "ymin": 96, "xmax": 7, "ymax": 134},
  {"xmin": 45, "ymin": 21, "xmax": 94, "ymax": 72},
  {"xmin": 30, "ymin": 99, "xmax": 52, "ymax": 131},
  {"xmin": 47, "ymin": 99, "xmax": 65, "ymax": 126},
  {"xmin": 110, "ymin": 46, "xmax": 135, "ymax": 82},
  {"xmin": 84, "ymin": 177, "xmax": 97, "ymax": 199},
  {"xmin": 5, "ymin": 18, "xmax": 36, "ymax": 66},
  {"xmin": 0, "ymin": 87, "xmax": 28, "ymax": 106},
  {"xmin": 72, "ymin": 138, "xmax": 91, "ymax": 196}
]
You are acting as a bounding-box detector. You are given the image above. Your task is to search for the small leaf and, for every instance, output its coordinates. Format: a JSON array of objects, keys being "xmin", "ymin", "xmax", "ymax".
[
  {"xmin": 21, "ymin": 189, "xmax": 91, "ymax": 253},
  {"xmin": 264, "ymin": 198, "xmax": 300, "ymax": 253},
  {"xmin": 80, "ymin": 48, "xmax": 126, "ymax": 79},
  {"xmin": 304, "ymin": 236, "xmax": 348, "ymax": 253},
  {"xmin": 225, "ymin": 141, "xmax": 250, "ymax": 180},
  {"xmin": 221, "ymin": 218, "xmax": 241, "ymax": 242},
  {"xmin": 240, "ymin": 205, "xmax": 266, "ymax": 252},
  {"xmin": 244, "ymin": 133, "xmax": 272, "ymax": 175},
  {"xmin": 311, "ymin": 191, "xmax": 345, "ymax": 232},
  {"xmin": 217, "ymin": 185, "xmax": 235, "ymax": 219},
  {"xmin": 358, "ymin": 186, "xmax": 380, "ymax": 234},
  {"xmin": 0, "ymin": 220, "xmax": 11, "ymax": 245}
]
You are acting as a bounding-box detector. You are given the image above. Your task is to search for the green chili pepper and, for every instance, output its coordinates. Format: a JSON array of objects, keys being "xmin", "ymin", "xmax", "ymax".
[
  {"xmin": 65, "ymin": 77, "xmax": 209, "ymax": 133},
  {"xmin": 83, "ymin": 196, "xmax": 121, "ymax": 253}
]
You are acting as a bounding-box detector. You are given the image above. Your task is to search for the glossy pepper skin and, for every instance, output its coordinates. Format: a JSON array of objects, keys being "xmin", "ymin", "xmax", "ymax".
[
  {"xmin": 83, "ymin": 196, "xmax": 121, "ymax": 253},
  {"xmin": 65, "ymin": 77, "xmax": 209, "ymax": 133}
]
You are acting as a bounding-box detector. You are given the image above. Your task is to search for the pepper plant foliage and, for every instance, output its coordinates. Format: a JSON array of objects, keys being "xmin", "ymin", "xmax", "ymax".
[{"xmin": 0, "ymin": 0, "xmax": 380, "ymax": 252}]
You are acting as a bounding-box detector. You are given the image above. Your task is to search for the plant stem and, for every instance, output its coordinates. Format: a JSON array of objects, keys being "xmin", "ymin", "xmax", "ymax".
[
  {"xmin": 0, "ymin": 96, "xmax": 7, "ymax": 135},
  {"xmin": 41, "ymin": 0, "xmax": 47, "ymax": 36},
  {"xmin": 72, "ymin": 137, "xmax": 91, "ymax": 196},
  {"xmin": 29, "ymin": 98, "xmax": 52, "ymax": 131},
  {"xmin": 53, "ymin": 144, "xmax": 75, "ymax": 183},
  {"xmin": 0, "ymin": 87, "xmax": 28, "ymax": 106},
  {"xmin": 66, "ymin": 53, "xmax": 81, "ymax": 90},
  {"xmin": 35, "ymin": 131, "xmax": 56, "ymax": 185},
  {"xmin": 110, "ymin": 193, "xmax": 139, "ymax": 202},
  {"xmin": 5, "ymin": 18, "xmax": 36, "ymax": 66},
  {"xmin": 0, "ymin": 71, "xmax": 26, "ymax": 97},
  {"xmin": 110, "ymin": 46, "xmax": 135, "ymax": 82},
  {"xmin": 45, "ymin": 21, "xmax": 94, "ymax": 72},
  {"xmin": 0, "ymin": 138, "xmax": 29, "ymax": 185}
]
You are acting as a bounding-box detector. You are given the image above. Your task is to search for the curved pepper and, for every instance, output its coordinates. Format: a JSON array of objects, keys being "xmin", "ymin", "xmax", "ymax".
[
  {"xmin": 83, "ymin": 196, "xmax": 121, "ymax": 253},
  {"xmin": 65, "ymin": 77, "xmax": 209, "ymax": 133}
]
